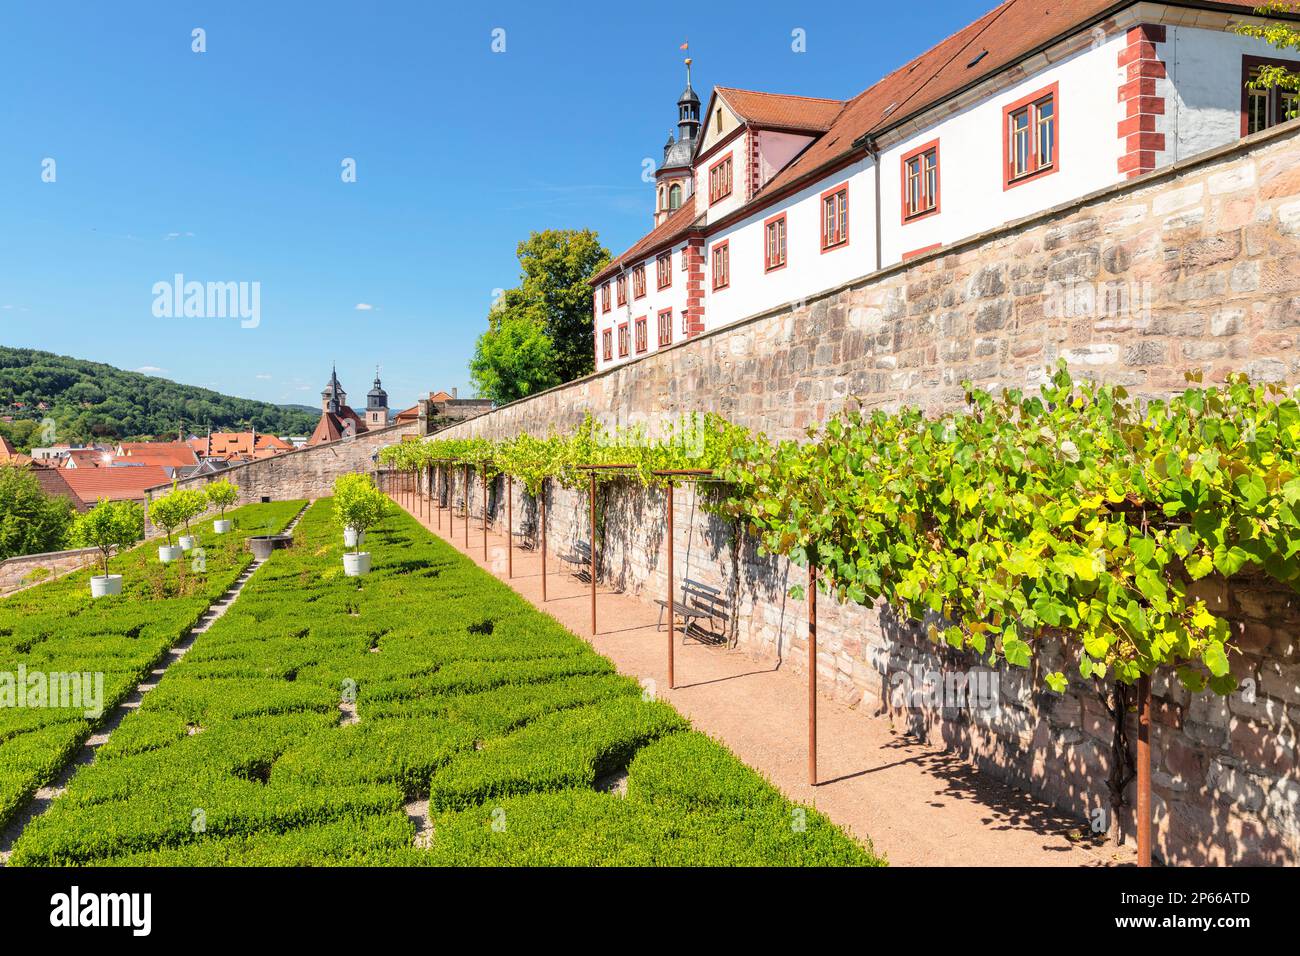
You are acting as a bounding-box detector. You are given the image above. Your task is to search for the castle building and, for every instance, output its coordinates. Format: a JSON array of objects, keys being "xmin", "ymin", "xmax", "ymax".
[
  {"xmin": 592, "ymin": 0, "xmax": 1300, "ymax": 371},
  {"xmin": 308, "ymin": 364, "xmax": 388, "ymax": 445}
]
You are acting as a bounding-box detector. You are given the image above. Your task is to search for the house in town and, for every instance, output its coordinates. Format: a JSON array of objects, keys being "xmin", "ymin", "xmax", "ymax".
[{"xmin": 591, "ymin": 0, "xmax": 1300, "ymax": 370}]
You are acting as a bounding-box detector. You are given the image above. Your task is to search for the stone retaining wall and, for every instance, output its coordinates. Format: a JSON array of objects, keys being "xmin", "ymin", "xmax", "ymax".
[{"xmin": 402, "ymin": 123, "xmax": 1300, "ymax": 865}]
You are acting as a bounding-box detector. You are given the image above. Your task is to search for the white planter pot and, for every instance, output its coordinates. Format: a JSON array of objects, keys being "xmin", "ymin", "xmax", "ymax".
[
  {"xmin": 344, "ymin": 527, "xmax": 366, "ymax": 548},
  {"xmin": 179, "ymin": 535, "xmax": 197, "ymax": 552},
  {"xmin": 90, "ymin": 574, "xmax": 122, "ymax": 598},
  {"xmin": 343, "ymin": 552, "xmax": 372, "ymax": 577},
  {"xmin": 159, "ymin": 545, "xmax": 183, "ymax": 563},
  {"xmin": 213, "ymin": 519, "xmax": 232, "ymax": 534}
]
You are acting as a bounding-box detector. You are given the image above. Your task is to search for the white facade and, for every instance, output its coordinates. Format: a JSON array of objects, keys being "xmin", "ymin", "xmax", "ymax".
[{"xmin": 592, "ymin": 2, "xmax": 1300, "ymax": 372}]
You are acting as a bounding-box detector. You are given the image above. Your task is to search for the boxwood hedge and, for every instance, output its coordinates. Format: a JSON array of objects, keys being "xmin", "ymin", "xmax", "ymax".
[{"xmin": 9, "ymin": 499, "xmax": 881, "ymax": 866}]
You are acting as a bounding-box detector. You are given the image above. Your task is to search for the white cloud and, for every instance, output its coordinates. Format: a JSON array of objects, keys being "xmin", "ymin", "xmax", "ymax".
[
  {"xmin": 135, "ymin": 365, "xmax": 165, "ymax": 374},
  {"xmin": 164, "ymin": 231, "xmax": 195, "ymax": 240},
  {"xmin": 256, "ymin": 373, "xmax": 273, "ymax": 380},
  {"xmin": 354, "ymin": 302, "xmax": 375, "ymax": 311}
]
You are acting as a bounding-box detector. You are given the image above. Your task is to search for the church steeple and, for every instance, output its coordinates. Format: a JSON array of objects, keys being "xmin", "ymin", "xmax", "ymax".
[
  {"xmin": 365, "ymin": 365, "xmax": 388, "ymax": 428},
  {"xmin": 321, "ymin": 363, "xmax": 346, "ymax": 414}
]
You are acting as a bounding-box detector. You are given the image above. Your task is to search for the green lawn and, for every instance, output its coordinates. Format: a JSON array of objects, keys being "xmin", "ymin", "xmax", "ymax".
[
  {"xmin": 0, "ymin": 500, "xmax": 304, "ymax": 831},
  {"xmin": 9, "ymin": 499, "xmax": 882, "ymax": 866}
]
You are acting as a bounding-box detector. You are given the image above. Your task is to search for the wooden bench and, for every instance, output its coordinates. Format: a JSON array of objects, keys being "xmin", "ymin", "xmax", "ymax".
[
  {"xmin": 558, "ymin": 540, "xmax": 592, "ymax": 580},
  {"xmin": 655, "ymin": 578, "xmax": 727, "ymax": 645}
]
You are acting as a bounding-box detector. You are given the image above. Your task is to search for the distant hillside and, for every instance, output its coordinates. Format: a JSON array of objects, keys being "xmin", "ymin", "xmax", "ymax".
[{"xmin": 0, "ymin": 346, "xmax": 319, "ymax": 451}]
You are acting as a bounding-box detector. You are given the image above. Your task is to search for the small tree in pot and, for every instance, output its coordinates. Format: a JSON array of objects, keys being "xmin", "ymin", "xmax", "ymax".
[
  {"xmin": 71, "ymin": 498, "xmax": 144, "ymax": 597},
  {"xmin": 206, "ymin": 479, "xmax": 239, "ymax": 533},
  {"xmin": 333, "ymin": 474, "xmax": 388, "ymax": 576},
  {"xmin": 334, "ymin": 473, "xmax": 375, "ymax": 547},
  {"xmin": 176, "ymin": 488, "xmax": 208, "ymax": 551},
  {"xmin": 148, "ymin": 490, "xmax": 186, "ymax": 563}
]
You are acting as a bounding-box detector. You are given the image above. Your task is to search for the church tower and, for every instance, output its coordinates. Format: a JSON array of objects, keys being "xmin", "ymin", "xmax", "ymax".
[
  {"xmin": 365, "ymin": 367, "xmax": 388, "ymax": 429},
  {"xmin": 654, "ymin": 58, "xmax": 700, "ymax": 226},
  {"xmin": 321, "ymin": 364, "xmax": 346, "ymax": 414}
]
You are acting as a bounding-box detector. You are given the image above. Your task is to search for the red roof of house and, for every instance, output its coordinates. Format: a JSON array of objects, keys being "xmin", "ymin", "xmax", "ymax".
[
  {"xmin": 715, "ymin": 87, "xmax": 845, "ymax": 132},
  {"xmin": 64, "ymin": 449, "xmax": 110, "ymax": 468},
  {"xmin": 29, "ymin": 465, "xmax": 86, "ymax": 511},
  {"xmin": 593, "ymin": 202, "xmax": 701, "ymax": 284},
  {"xmin": 115, "ymin": 441, "xmax": 200, "ymax": 469},
  {"xmin": 60, "ymin": 465, "xmax": 172, "ymax": 503},
  {"xmin": 189, "ymin": 432, "xmax": 293, "ymax": 458}
]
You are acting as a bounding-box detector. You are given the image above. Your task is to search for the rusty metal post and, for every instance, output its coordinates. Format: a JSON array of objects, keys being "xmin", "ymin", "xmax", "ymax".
[
  {"xmin": 666, "ymin": 481, "xmax": 675, "ymax": 690},
  {"xmin": 448, "ymin": 466, "xmax": 454, "ymax": 539},
  {"xmin": 589, "ymin": 472, "xmax": 597, "ymax": 636},
  {"xmin": 463, "ymin": 464, "xmax": 470, "ymax": 549},
  {"xmin": 483, "ymin": 470, "xmax": 489, "ymax": 561},
  {"xmin": 435, "ymin": 465, "xmax": 441, "ymax": 530},
  {"xmin": 507, "ymin": 476, "xmax": 514, "ymax": 579},
  {"xmin": 540, "ymin": 478, "xmax": 548, "ymax": 601},
  {"xmin": 1137, "ymin": 672, "xmax": 1152, "ymax": 867},
  {"xmin": 808, "ymin": 561, "xmax": 818, "ymax": 787}
]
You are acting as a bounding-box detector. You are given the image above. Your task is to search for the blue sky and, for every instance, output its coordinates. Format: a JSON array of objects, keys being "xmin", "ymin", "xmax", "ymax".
[{"xmin": 0, "ymin": 0, "xmax": 994, "ymax": 411}]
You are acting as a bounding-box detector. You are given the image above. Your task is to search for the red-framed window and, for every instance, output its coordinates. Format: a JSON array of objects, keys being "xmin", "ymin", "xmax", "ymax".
[
  {"xmin": 632, "ymin": 263, "xmax": 646, "ymax": 299},
  {"xmin": 601, "ymin": 329, "xmax": 613, "ymax": 362},
  {"xmin": 681, "ymin": 246, "xmax": 689, "ymax": 272},
  {"xmin": 1242, "ymin": 55, "xmax": 1300, "ymax": 136},
  {"xmin": 634, "ymin": 316, "xmax": 648, "ymax": 353},
  {"xmin": 711, "ymin": 240, "xmax": 730, "ymax": 291},
  {"xmin": 617, "ymin": 322, "xmax": 629, "ymax": 357},
  {"xmin": 821, "ymin": 184, "xmax": 849, "ymax": 251},
  {"xmin": 657, "ymin": 309, "xmax": 672, "ymax": 347},
  {"xmin": 901, "ymin": 141, "xmax": 940, "ymax": 222},
  {"xmin": 600, "ymin": 282, "xmax": 611, "ymax": 314},
  {"xmin": 616, "ymin": 274, "xmax": 627, "ymax": 306},
  {"xmin": 709, "ymin": 155, "xmax": 733, "ymax": 205},
  {"xmin": 1004, "ymin": 83, "xmax": 1058, "ymax": 188},
  {"xmin": 764, "ymin": 212, "xmax": 787, "ymax": 271},
  {"xmin": 656, "ymin": 252, "xmax": 672, "ymax": 290}
]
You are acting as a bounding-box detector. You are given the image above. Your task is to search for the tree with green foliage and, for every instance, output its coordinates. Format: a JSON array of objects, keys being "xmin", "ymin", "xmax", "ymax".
[
  {"xmin": 332, "ymin": 474, "xmax": 389, "ymax": 553},
  {"xmin": 70, "ymin": 499, "xmax": 144, "ymax": 577},
  {"xmin": 0, "ymin": 465, "xmax": 75, "ymax": 559},
  {"xmin": 1237, "ymin": 4, "xmax": 1300, "ymax": 119},
  {"xmin": 147, "ymin": 491, "xmax": 187, "ymax": 548},
  {"xmin": 469, "ymin": 229, "xmax": 610, "ymax": 404},
  {"xmin": 205, "ymin": 479, "xmax": 239, "ymax": 519}
]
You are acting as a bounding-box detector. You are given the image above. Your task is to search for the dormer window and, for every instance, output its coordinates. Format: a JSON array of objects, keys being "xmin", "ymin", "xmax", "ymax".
[{"xmin": 669, "ymin": 183, "xmax": 682, "ymax": 209}]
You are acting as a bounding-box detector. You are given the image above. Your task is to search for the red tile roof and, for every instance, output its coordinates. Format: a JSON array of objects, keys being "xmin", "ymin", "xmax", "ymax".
[
  {"xmin": 30, "ymin": 465, "xmax": 88, "ymax": 511},
  {"xmin": 190, "ymin": 432, "xmax": 293, "ymax": 458},
  {"xmin": 60, "ymin": 465, "xmax": 172, "ymax": 503},
  {"xmin": 592, "ymin": 202, "xmax": 702, "ymax": 284},
  {"xmin": 715, "ymin": 87, "xmax": 845, "ymax": 132},
  {"xmin": 115, "ymin": 441, "xmax": 200, "ymax": 469},
  {"xmin": 64, "ymin": 449, "xmax": 110, "ymax": 468}
]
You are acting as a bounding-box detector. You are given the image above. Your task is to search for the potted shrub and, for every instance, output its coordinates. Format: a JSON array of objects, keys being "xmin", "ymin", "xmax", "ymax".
[
  {"xmin": 70, "ymin": 498, "xmax": 144, "ymax": 597},
  {"xmin": 334, "ymin": 473, "xmax": 372, "ymax": 548},
  {"xmin": 206, "ymin": 479, "xmax": 239, "ymax": 533},
  {"xmin": 333, "ymin": 474, "xmax": 387, "ymax": 576},
  {"xmin": 148, "ymin": 490, "xmax": 186, "ymax": 563},
  {"xmin": 176, "ymin": 487, "xmax": 207, "ymax": 551}
]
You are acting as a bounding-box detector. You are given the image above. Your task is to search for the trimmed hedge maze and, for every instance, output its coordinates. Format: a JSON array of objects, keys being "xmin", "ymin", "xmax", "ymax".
[
  {"xmin": 10, "ymin": 500, "xmax": 881, "ymax": 866},
  {"xmin": 0, "ymin": 501, "xmax": 304, "ymax": 831}
]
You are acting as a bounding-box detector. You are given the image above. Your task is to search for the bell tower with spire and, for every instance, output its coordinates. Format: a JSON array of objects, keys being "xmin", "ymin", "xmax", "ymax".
[
  {"xmin": 654, "ymin": 57, "xmax": 700, "ymax": 226},
  {"xmin": 365, "ymin": 367, "xmax": 388, "ymax": 429},
  {"xmin": 321, "ymin": 363, "xmax": 346, "ymax": 414}
]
